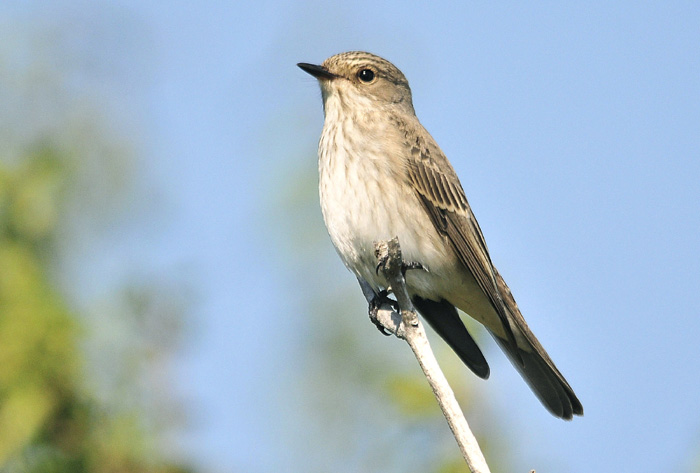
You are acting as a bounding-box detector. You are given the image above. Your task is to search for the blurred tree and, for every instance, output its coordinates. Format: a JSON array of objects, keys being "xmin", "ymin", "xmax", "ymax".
[
  {"xmin": 0, "ymin": 149, "xmax": 193, "ymax": 473},
  {"xmin": 0, "ymin": 8, "xmax": 194, "ymax": 473}
]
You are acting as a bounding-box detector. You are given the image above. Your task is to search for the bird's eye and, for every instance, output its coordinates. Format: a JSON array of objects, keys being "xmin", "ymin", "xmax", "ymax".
[{"xmin": 357, "ymin": 69, "xmax": 375, "ymax": 83}]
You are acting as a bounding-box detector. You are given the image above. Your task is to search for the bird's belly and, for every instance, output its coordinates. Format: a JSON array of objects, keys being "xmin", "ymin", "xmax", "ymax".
[
  {"xmin": 319, "ymin": 154, "xmax": 461, "ymax": 301},
  {"xmin": 319, "ymin": 154, "xmax": 505, "ymax": 335}
]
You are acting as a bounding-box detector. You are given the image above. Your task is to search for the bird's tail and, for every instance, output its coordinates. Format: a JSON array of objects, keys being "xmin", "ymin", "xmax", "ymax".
[
  {"xmin": 492, "ymin": 269, "xmax": 583, "ymax": 420},
  {"xmin": 489, "ymin": 328, "xmax": 583, "ymax": 420},
  {"xmin": 413, "ymin": 297, "xmax": 490, "ymax": 380}
]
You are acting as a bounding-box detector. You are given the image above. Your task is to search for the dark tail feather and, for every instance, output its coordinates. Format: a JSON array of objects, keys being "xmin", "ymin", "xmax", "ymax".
[
  {"xmin": 489, "ymin": 331, "xmax": 583, "ymax": 420},
  {"xmin": 413, "ymin": 297, "xmax": 490, "ymax": 379}
]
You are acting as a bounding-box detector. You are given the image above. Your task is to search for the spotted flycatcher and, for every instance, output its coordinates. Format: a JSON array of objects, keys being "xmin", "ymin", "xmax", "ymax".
[{"xmin": 298, "ymin": 51, "xmax": 582, "ymax": 419}]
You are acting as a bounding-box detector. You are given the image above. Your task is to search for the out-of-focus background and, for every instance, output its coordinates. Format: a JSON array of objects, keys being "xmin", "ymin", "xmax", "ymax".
[{"xmin": 1, "ymin": 2, "xmax": 698, "ymax": 472}]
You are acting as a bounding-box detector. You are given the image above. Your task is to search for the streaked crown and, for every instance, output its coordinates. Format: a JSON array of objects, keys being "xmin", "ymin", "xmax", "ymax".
[{"xmin": 318, "ymin": 51, "xmax": 415, "ymax": 115}]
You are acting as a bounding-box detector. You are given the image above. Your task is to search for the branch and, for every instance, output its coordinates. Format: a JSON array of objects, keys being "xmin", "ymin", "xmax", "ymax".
[{"xmin": 373, "ymin": 237, "xmax": 491, "ymax": 473}]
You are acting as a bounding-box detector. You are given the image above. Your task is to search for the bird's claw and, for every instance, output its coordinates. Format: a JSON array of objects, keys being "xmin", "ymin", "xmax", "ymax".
[
  {"xmin": 376, "ymin": 257, "xmax": 428, "ymax": 277},
  {"xmin": 368, "ymin": 290, "xmax": 398, "ymax": 336},
  {"xmin": 375, "ymin": 255, "xmax": 388, "ymax": 276},
  {"xmin": 369, "ymin": 308, "xmax": 392, "ymax": 336},
  {"xmin": 402, "ymin": 260, "xmax": 428, "ymax": 275}
]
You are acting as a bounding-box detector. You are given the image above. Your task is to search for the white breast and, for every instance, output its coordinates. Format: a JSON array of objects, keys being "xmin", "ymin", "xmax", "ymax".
[{"xmin": 317, "ymin": 97, "xmax": 460, "ymax": 299}]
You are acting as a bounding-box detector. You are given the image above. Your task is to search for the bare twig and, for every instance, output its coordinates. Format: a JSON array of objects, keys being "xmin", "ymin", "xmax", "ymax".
[{"xmin": 374, "ymin": 237, "xmax": 491, "ymax": 473}]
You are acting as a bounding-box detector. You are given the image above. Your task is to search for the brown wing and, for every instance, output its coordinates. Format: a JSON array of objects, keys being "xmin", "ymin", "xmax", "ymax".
[
  {"xmin": 398, "ymin": 121, "xmax": 583, "ymax": 418},
  {"xmin": 404, "ymin": 132, "xmax": 521, "ymax": 359}
]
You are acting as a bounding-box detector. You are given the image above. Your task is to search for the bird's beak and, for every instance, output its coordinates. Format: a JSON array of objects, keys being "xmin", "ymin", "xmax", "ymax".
[{"xmin": 297, "ymin": 63, "xmax": 338, "ymax": 80}]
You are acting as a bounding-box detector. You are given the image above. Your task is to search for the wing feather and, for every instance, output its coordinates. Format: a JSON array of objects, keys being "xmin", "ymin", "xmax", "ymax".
[{"xmin": 405, "ymin": 135, "xmax": 521, "ymax": 358}]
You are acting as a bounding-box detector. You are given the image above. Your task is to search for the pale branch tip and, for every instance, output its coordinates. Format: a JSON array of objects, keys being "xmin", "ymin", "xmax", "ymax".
[{"xmin": 372, "ymin": 237, "xmax": 492, "ymax": 473}]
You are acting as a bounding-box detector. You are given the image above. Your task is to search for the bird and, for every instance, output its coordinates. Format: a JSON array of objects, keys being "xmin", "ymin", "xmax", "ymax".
[{"xmin": 297, "ymin": 51, "xmax": 583, "ymax": 420}]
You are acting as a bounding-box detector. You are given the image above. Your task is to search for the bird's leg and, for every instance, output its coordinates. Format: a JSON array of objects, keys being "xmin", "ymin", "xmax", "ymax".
[
  {"xmin": 368, "ymin": 289, "xmax": 399, "ymax": 336},
  {"xmin": 357, "ymin": 277, "xmax": 398, "ymax": 336},
  {"xmin": 367, "ymin": 247, "xmax": 429, "ymax": 335},
  {"xmin": 375, "ymin": 252, "xmax": 391, "ymax": 277},
  {"xmin": 372, "ymin": 253, "xmax": 430, "ymax": 335},
  {"xmin": 376, "ymin": 249, "xmax": 428, "ymax": 279},
  {"xmin": 368, "ymin": 257, "xmax": 428, "ymax": 335}
]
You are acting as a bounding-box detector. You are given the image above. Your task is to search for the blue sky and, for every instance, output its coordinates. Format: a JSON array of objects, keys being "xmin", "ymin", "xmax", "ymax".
[{"xmin": 5, "ymin": 1, "xmax": 700, "ymax": 472}]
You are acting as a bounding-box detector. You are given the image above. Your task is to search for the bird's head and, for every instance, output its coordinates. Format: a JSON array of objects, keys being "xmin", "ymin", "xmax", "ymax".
[{"xmin": 298, "ymin": 51, "xmax": 415, "ymax": 116}]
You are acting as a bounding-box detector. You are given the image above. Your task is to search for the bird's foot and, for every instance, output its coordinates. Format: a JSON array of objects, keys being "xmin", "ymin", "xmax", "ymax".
[
  {"xmin": 375, "ymin": 255, "xmax": 428, "ymax": 277},
  {"xmin": 402, "ymin": 260, "xmax": 428, "ymax": 276},
  {"xmin": 368, "ymin": 290, "xmax": 398, "ymax": 336}
]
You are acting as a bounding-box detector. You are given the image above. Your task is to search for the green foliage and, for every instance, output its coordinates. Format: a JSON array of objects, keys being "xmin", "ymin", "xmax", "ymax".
[
  {"xmin": 0, "ymin": 149, "xmax": 192, "ymax": 473},
  {"xmin": 0, "ymin": 149, "xmax": 65, "ymax": 244},
  {"xmin": 0, "ymin": 150, "xmax": 78, "ymax": 466},
  {"xmin": 0, "ymin": 11, "xmax": 196, "ymax": 471}
]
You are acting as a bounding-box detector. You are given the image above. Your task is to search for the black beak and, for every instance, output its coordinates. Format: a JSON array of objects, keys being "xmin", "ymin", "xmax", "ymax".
[{"xmin": 297, "ymin": 62, "xmax": 338, "ymax": 80}]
